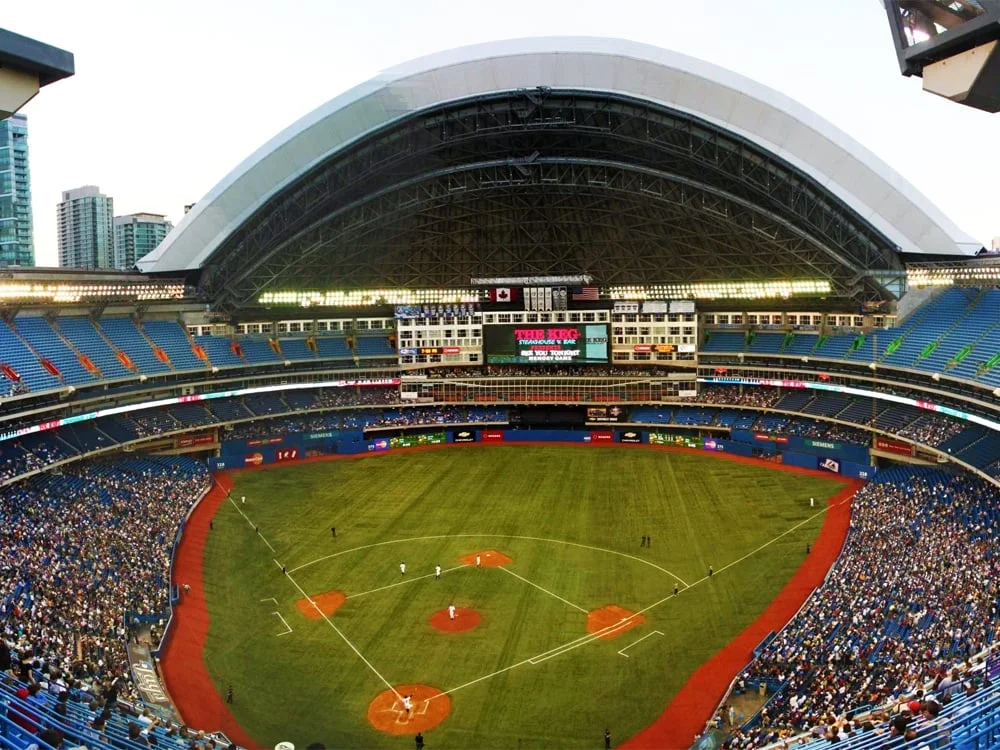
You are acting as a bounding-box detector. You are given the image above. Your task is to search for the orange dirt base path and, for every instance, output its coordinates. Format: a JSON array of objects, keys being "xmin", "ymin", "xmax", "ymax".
[
  {"xmin": 368, "ymin": 684, "xmax": 451, "ymax": 735},
  {"xmin": 459, "ymin": 549, "xmax": 512, "ymax": 567},
  {"xmin": 587, "ymin": 605, "xmax": 645, "ymax": 640},
  {"xmin": 429, "ymin": 607, "xmax": 482, "ymax": 633},
  {"xmin": 295, "ymin": 590, "xmax": 345, "ymax": 620}
]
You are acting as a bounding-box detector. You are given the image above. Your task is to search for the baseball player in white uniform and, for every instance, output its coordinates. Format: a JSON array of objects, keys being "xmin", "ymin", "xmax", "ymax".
[
  {"xmin": 400, "ymin": 561, "xmax": 406, "ymax": 576},
  {"xmin": 435, "ymin": 564, "xmax": 441, "ymax": 579},
  {"xmin": 448, "ymin": 604, "xmax": 456, "ymax": 620},
  {"xmin": 476, "ymin": 554, "xmax": 481, "ymax": 567},
  {"xmin": 402, "ymin": 694, "xmax": 412, "ymax": 715}
]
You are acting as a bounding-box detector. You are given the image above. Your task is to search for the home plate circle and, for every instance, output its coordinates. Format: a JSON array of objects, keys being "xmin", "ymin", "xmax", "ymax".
[{"xmin": 367, "ymin": 684, "xmax": 451, "ymax": 735}]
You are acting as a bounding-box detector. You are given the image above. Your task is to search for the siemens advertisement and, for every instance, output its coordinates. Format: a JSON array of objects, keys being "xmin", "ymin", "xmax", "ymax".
[{"xmin": 484, "ymin": 324, "xmax": 609, "ymax": 364}]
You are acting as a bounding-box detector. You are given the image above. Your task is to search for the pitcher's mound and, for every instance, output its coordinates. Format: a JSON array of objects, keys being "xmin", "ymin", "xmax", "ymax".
[
  {"xmin": 587, "ymin": 605, "xmax": 644, "ymax": 640},
  {"xmin": 295, "ymin": 590, "xmax": 345, "ymax": 620},
  {"xmin": 367, "ymin": 684, "xmax": 451, "ymax": 735},
  {"xmin": 430, "ymin": 608, "xmax": 481, "ymax": 633},
  {"xmin": 459, "ymin": 549, "xmax": 512, "ymax": 567}
]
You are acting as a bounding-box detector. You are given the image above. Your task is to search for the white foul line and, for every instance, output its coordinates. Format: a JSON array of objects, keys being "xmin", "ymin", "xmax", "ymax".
[
  {"xmin": 228, "ymin": 497, "xmax": 276, "ymax": 553},
  {"xmin": 290, "ymin": 533, "xmax": 688, "ymax": 586},
  {"xmin": 259, "ymin": 597, "xmax": 278, "ymax": 605},
  {"xmin": 618, "ymin": 630, "xmax": 664, "ymax": 658},
  {"xmin": 273, "ymin": 559, "xmax": 401, "ymax": 700},
  {"xmin": 271, "ymin": 611, "xmax": 293, "ymax": 637},
  {"xmin": 226, "ymin": 498, "xmax": 400, "ymax": 699},
  {"xmin": 346, "ymin": 564, "xmax": 469, "ymax": 600},
  {"xmin": 499, "ymin": 566, "xmax": 588, "ymax": 613},
  {"xmin": 430, "ymin": 500, "xmax": 838, "ymax": 700}
]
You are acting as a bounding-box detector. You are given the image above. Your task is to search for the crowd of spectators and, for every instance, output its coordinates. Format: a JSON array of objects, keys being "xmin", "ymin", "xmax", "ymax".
[
  {"xmin": 725, "ymin": 469, "xmax": 1000, "ymax": 748},
  {"xmin": 224, "ymin": 406, "xmax": 507, "ymax": 442},
  {"xmin": 896, "ymin": 414, "xmax": 966, "ymax": 448},
  {"xmin": 0, "ymin": 440, "xmax": 73, "ymax": 483},
  {"xmin": 698, "ymin": 386, "xmax": 784, "ymax": 408},
  {"xmin": 309, "ymin": 386, "xmax": 397, "ymax": 409},
  {"xmin": 1, "ymin": 456, "xmax": 210, "ymax": 704}
]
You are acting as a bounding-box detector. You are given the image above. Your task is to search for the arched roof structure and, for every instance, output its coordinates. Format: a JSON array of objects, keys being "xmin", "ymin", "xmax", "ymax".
[{"xmin": 137, "ymin": 38, "xmax": 981, "ymax": 309}]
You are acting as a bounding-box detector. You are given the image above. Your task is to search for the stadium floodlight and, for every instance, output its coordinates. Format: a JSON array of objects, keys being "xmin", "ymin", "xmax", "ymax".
[
  {"xmin": 259, "ymin": 289, "xmax": 480, "ymax": 307},
  {"xmin": 470, "ymin": 275, "xmax": 593, "ymax": 286},
  {"xmin": 607, "ymin": 280, "xmax": 832, "ymax": 300},
  {"xmin": 0, "ymin": 281, "xmax": 189, "ymax": 303},
  {"xmin": 884, "ymin": 0, "xmax": 1000, "ymax": 111},
  {"xmin": 0, "ymin": 29, "xmax": 74, "ymax": 119}
]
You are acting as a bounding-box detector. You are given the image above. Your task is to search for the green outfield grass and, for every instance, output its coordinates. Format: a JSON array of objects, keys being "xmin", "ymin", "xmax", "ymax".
[{"xmin": 200, "ymin": 446, "xmax": 842, "ymax": 749}]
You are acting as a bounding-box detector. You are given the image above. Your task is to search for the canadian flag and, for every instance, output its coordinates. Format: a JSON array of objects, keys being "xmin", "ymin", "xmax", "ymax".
[{"xmin": 488, "ymin": 287, "xmax": 519, "ymax": 303}]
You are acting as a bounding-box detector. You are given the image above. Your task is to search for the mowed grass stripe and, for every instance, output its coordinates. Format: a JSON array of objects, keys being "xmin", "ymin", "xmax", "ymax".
[{"xmin": 201, "ymin": 446, "xmax": 842, "ymax": 749}]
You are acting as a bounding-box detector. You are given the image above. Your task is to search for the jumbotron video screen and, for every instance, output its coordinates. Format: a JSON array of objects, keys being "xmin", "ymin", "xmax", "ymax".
[{"xmin": 484, "ymin": 324, "xmax": 610, "ymax": 364}]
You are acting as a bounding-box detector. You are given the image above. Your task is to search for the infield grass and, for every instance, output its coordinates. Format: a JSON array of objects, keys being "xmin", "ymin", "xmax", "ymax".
[{"xmin": 200, "ymin": 446, "xmax": 842, "ymax": 749}]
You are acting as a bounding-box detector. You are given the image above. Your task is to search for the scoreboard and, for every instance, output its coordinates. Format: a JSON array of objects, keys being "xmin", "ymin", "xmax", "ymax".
[{"xmin": 484, "ymin": 324, "xmax": 609, "ymax": 364}]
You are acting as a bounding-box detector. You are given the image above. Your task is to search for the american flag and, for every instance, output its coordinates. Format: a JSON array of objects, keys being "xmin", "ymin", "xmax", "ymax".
[{"xmin": 571, "ymin": 286, "xmax": 599, "ymax": 301}]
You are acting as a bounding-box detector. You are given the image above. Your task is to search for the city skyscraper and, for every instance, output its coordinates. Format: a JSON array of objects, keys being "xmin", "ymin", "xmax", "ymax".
[
  {"xmin": 57, "ymin": 185, "xmax": 114, "ymax": 269},
  {"xmin": 0, "ymin": 113, "xmax": 34, "ymax": 266},
  {"xmin": 113, "ymin": 212, "xmax": 172, "ymax": 270}
]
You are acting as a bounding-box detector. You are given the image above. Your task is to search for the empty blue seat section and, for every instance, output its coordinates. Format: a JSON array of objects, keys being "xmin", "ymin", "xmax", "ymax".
[
  {"xmin": 882, "ymin": 288, "xmax": 973, "ymax": 368},
  {"xmin": 143, "ymin": 320, "xmax": 206, "ymax": 371},
  {"xmin": 240, "ymin": 338, "xmax": 281, "ymax": 364},
  {"xmin": 279, "ymin": 337, "xmax": 316, "ymax": 360},
  {"xmin": 194, "ymin": 334, "xmax": 244, "ymax": 367},
  {"xmin": 0, "ymin": 321, "xmax": 62, "ymax": 393},
  {"xmin": 99, "ymin": 415, "xmax": 142, "ymax": 443},
  {"xmin": 170, "ymin": 403, "xmax": 217, "ymax": 426},
  {"xmin": 800, "ymin": 394, "xmax": 849, "ymax": 417},
  {"xmin": 812, "ymin": 334, "xmax": 856, "ymax": 359},
  {"xmin": 316, "ymin": 335, "xmax": 351, "ymax": 358},
  {"xmin": 208, "ymin": 398, "xmax": 255, "ymax": 422},
  {"xmin": 835, "ymin": 399, "xmax": 876, "ymax": 424},
  {"xmin": 283, "ymin": 390, "xmax": 318, "ymax": 410},
  {"xmin": 355, "ymin": 336, "xmax": 394, "ymax": 357},
  {"xmin": 782, "ymin": 334, "xmax": 817, "ymax": 355},
  {"xmin": 630, "ymin": 407, "xmax": 674, "ymax": 424},
  {"xmin": 13, "ymin": 316, "xmax": 95, "ymax": 385},
  {"xmin": 97, "ymin": 317, "xmax": 171, "ymax": 374},
  {"xmin": 245, "ymin": 393, "xmax": 288, "ymax": 415},
  {"xmin": 54, "ymin": 317, "xmax": 132, "ymax": 380},
  {"xmin": 702, "ymin": 331, "xmax": 744, "ymax": 352},
  {"xmin": 774, "ymin": 391, "xmax": 812, "ymax": 411},
  {"xmin": 747, "ymin": 333, "xmax": 784, "ymax": 354}
]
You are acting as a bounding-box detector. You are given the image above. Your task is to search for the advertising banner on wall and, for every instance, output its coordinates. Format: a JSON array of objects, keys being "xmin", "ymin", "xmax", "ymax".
[
  {"xmin": 176, "ymin": 434, "xmax": 215, "ymax": 449},
  {"xmin": 818, "ymin": 456, "xmax": 841, "ymax": 474},
  {"xmin": 389, "ymin": 432, "xmax": 446, "ymax": 448},
  {"xmin": 275, "ymin": 447, "xmax": 299, "ymax": 463},
  {"xmin": 874, "ymin": 437, "xmax": 914, "ymax": 456},
  {"xmin": 247, "ymin": 437, "xmax": 283, "ymax": 447},
  {"xmin": 453, "ymin": 430, "xmax": 477, "ymax": 443},
  {"xmin": 754, "ymin": 433, "xmax": 790, "ymax": 444},
  {"xmin": 619, "ymin": 430, "xmax": 642, "ymax": 443},
  {"xmin": 804, "ymin": 438, "xmax": 841, "ymax": 451},
  {"xmin": 589, "ymin": 430, "xmax": 614, "ymax": 442},
  {"xmin": 649, "ymin": 433, "xmax": 700, "ymax": 448},
  {"xmin": 481, "ymin": 430, "xmax": 505, "ymax": 443},
  {"xmin": 703, "ymin": 438, "xmax": 725, "ymax": 452}
]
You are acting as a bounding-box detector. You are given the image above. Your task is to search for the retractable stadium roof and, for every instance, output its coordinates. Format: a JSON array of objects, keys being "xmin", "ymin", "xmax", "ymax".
[{"xmin": 137, "ymin": 37, "xmax": 981, "ymax": 308}]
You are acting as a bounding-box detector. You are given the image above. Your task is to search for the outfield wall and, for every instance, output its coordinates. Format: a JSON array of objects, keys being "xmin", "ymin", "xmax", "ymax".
[{"xmin": 206, "ymin": 426, "xmax": 874, "ymax": 479}]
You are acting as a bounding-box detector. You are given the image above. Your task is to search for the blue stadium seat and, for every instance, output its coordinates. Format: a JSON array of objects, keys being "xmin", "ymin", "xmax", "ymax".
[
  {"xmin": 0, "ymin": 320, "xmax": 63, "ymax": 394},
  {"xmin": 13, "ymin": 316, "xmax": 96, "ymax": 386},
  {"xmin": 143, "ymin": 320, "xmax": 208, "ymax": 371},
  {"xmin": 97, "ymin": 318, "xmax": 172, "ymax": 375},
  {"xmin": 53, "ymin": 317, "xmax": 133, "ymax": 380}
]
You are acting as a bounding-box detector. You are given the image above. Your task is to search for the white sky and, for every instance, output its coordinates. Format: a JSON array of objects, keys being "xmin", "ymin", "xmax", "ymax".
[{"xmin": 8, "ymin": 0, "xmax": 999, "ymax": 268}]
